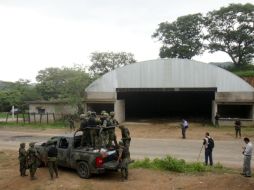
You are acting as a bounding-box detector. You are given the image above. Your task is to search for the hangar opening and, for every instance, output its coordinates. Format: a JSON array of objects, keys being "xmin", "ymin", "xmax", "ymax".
[
  {"xmin": 117, "ymin": 88, "xmax": 216, "ymax": 120},
  {"xmin": 217, "ymin": 104, "xmax": 253, "ymax": 119}
]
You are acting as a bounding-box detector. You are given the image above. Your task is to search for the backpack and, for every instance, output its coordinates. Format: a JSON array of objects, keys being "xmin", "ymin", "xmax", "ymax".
[{"xmin": 207, "ymin": 138, "xmax": 214, "ymax": 149}]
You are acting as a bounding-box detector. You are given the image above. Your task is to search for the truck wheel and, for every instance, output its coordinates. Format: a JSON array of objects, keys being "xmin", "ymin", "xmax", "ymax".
[{"xmin": 77, "ymin": 161, "xmax": 91, "ymax": 179}]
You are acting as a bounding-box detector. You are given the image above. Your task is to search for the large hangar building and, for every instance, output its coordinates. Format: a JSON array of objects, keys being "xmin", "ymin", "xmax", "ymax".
[{"xmin": 84, "ymin": 59, "xmax": 254, "ymax": 124}]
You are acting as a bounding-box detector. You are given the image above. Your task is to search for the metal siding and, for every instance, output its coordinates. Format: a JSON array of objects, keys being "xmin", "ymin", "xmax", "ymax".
[{"xmin": 85, "ymin": 59, "xmax": 254, "ymax": 93}]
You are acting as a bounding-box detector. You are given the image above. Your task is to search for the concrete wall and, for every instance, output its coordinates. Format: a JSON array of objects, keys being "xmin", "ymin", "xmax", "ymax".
[
  {"xmin": 216, "ymin": 92, "xmax": 254, "ymax": 102},
  {"xmin": 114, "ymin": 100, "xmax": 125, "ymax": 123},
  {"xmin": 29, "ymin": 103, "xmax": 77, "ymax": 121},
  {"xmin": 85, "ymin": 92, "xmax": 115, "ymax": 100}
]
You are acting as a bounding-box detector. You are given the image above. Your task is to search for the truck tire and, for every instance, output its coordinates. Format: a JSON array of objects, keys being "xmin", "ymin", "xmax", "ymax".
[{"xmin": 77, "ymin": 161, "xmax": 91, "ymax": 179}]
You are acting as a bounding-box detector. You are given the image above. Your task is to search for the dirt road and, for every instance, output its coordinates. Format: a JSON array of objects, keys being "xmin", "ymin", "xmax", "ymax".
[
  {"xmin": 0, "ymin": 123, "xmax": 254, "ymax": 190},
  {"xmin": 0, "ymin": 128, "xmax": 246, "ymax": 167}
]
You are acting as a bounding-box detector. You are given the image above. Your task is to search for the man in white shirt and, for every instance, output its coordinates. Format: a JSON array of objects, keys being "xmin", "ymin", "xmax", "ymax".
[
  {"xmin": 181, "ymin": 119, "xmax": 188, "ymax": 139},
  {"xmin": 242, "ymin": 137, "xmax": 253, "ymax": 177}
]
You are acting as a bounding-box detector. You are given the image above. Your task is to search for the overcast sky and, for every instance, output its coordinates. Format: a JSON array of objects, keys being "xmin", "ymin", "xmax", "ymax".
[{"xmin": 0, "ymin": 0, "xmax": 252, "ymax": 82}]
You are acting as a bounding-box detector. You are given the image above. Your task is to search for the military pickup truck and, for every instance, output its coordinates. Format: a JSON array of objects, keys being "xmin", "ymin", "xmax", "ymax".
[{"xmin": 35, "ymin": 130, "xmax": 119, "ymax": 179}]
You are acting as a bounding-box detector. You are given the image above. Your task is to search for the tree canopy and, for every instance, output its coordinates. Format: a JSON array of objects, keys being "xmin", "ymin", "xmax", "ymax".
[
  {"xmin": 152, "ymin": 13, "xmax": 205, "ymax": 59},
  {"xmin": 205, "ymin": 3, "xmax": 254, "ymax": 65},
  {"xmin": 89, "ymin": 51, "xmax": 136, "ymax": 76},
  {"xmin": 36, "ymin": 65, "xmax": 91, "ymax": 114},
  {"xmin": 0, "ymin": 79, "xmax": 40, "ymax": 112}
]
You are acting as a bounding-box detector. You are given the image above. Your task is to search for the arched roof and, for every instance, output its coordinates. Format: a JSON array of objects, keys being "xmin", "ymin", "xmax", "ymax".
[{"xmin": 86, "ymin": 59, "xmax": 254, "ymax": 92}]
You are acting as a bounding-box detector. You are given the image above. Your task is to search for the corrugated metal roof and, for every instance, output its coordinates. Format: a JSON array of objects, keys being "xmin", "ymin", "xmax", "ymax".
[{"xmin": 86, "ymin": 59, "xmax": 254, "ymax": 93}]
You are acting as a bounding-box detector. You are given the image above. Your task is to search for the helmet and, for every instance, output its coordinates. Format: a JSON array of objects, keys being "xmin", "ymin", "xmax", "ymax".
[
  {"xmin": 91, "ymin": 112, "xmax": 96, "ymax": 117},
  {"xmin": 20, "ymin": 142, "xmax": 25, "ymax": 148},
  {"xmin": 80, "ymin": 114, "xmax": 86, "ymax": 119},
  {"xmin": 103, "ymin": 112, "xmax": 109, "ymax": 118},
  {"xmin": 101, "ymin": 110, "xmax": 106, "ymax": 115},
  {"xmin": 118, "ymin": 125, "xmax": 124, "ymax": 129},
  {"xmin": 110, "ymin": 111, "xmax": 115, "ymax": 116},
  {"xmin": 87, "ymin": 111, "xmax": 91, "ymax": 116},
  {"xmin": 29, "ymin": 142, "xmax": 35, "ymax": 147},
  {"xmin": 118, "ymin": 140, "xmax": 124, "ymax": 146}
]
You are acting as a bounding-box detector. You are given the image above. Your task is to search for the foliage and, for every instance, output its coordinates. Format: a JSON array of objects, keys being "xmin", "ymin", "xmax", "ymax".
[
  {"xmin": 130, "ymin": 156, "xmax": 217, "ymax": 173},
  {"xmin": 205, "ymin": 3, "xmax": 254, "ymax": 65},
  {"xmin": 89, "ymin": 51, "xmax": 136, "ymax": 76},
  {"xmin": 0, "ymin": 79, "xmax": 40, "ymax": 112},
  {"xmin": 36, "ymin": 65, "xmax": 91, "ymax": 114},
  {"xmin": 225, "ymin": 64, "xmax": 254, "ymax": 77},
  {"xmin": 152, "ymin": 13, "xmax": 205, "ymax": 59}
]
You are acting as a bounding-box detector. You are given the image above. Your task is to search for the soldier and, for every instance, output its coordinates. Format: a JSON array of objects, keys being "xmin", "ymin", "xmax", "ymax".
[
  {"xmin": 18, "ymin": 142, "xmax": 27, "ymax": 177},
  {"xmin": 47, "ymin": 140, "xmax": 58, "ymax": 180},
  {"xmin": 108, "ymin": 111, "xmax": 118, "ymax": 147},
  {"xmin": 117, "ymin": 140, "xmax": 129, "ymax": 181},
  {"xmin": 68, "ymin": 115, "xmax": 75, "ymax": 131},
  {"xmin": 119, "ymin": 125, "xmax": 131, "ymax": 162},
  {"xmin": 119, "ymin": 125, "xmax": 131, "ymax": 148},
  {"xmin": 235, "ymin": 119, "xmax": 241, "ymax": 138},
  {"xmin": 80, "ymin": 113, "xmax": 89, "ymax": 147},
  {"xmin": 101, "ymin": 112, "xmax": 111, "ymax": 147},
  {"xmin": 88, "ymin": 112, "xmax": 98, "ymax": 148},
  {"xmin": 27, "ymin": 142, "xmax": 39, "ymax": 180}
]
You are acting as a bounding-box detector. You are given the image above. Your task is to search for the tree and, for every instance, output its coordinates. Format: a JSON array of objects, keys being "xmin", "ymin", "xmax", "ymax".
[
  {"xmin": 36, "ymin": 65, "xmax": 91, "ymax": 114},
  {"xmin": 205, "ymin": 3, "xmax": 254, "ymax": 65},
  {"xmin": 89, "ymin": 52, "xmax": 136, "ymax": 76},
  {"xmin": 152, "ymin": 13, "xmax": 205, "ymax": 59},
  {"xmin": 0, "ymin": 79, "xmax": 40, "ymax": 112}
]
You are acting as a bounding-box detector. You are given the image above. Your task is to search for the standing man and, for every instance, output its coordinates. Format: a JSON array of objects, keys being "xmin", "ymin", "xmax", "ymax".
[
  {"xmin": 108, "ymin": 111, "xmax": 118, "ymax": 147},
  {"xmin": 47, "ymin": 140, "xmax": 58, "ymax": 180},
  {"xmin": 27, "ymin": 142, "xmax": 39, "ymax": 180},
  {"xmin": 119, "ymin": 125, "xmax": 131, "ymax": 162},
  {"xmin": 235, "ymin": 119, "xmax": 242, "ymax": 138},
  {"xmin": 214, "ymin": 113, "xmax": 220, "ymax": 127},
  {"xmin": 203, "ymin": 132, "xmax": 214, "ymax": 166},
  {"xmin": 68, "ymin": 115, "xmax": 75, "ymax": 131},
  {"xmin": 117, "ymin": 140, "xmax": 129, "ymax": 181},
  {"xmin": 18, "ymin": 142, "xmax": 27, "ymax": 177},
  {"xmin": 119, "ymin": 125, "xmax": 131, "ymax": 148},
  {"xmin": 181, "ymin": 119, "xmax": 188, "ymax": 139},
  {"xmin": 242, "ymin": 137, "xmax": 252, "ymax": 177}
]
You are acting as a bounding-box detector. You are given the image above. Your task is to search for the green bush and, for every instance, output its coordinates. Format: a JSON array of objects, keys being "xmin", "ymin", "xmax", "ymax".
[{"xmin": 130, "ymin": 155, "xmax": 224, "ymax": 173}]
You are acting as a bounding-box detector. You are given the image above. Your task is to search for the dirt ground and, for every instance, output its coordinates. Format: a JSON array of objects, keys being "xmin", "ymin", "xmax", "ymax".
[{"xmin": 0, "ymin": 121, "xmax": 254, "ymax": 190}]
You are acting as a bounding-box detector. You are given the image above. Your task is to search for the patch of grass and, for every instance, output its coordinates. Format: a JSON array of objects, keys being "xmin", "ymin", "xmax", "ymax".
[
  {"xmin": 130, "ymin": 156, "xmax": 227, "ymax": 173},
  {"xmin": 0, "ymin": 112, "xmax": 8, "ymax": 118}
]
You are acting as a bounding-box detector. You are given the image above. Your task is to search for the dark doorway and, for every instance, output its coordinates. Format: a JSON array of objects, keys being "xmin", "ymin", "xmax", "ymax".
[
  {"xmin": 218, "ymin": 104, "xmax": 252, "ymax": 119},
  {"xmin": 117, "ymin": 88, "xmax": 215, "ymax": 120}
]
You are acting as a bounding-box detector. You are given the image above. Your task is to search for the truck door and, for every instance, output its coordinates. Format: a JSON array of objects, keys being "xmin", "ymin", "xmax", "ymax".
[{"xmin": 57, "ymin": 137, "xmax": 70, "ymax": 167}]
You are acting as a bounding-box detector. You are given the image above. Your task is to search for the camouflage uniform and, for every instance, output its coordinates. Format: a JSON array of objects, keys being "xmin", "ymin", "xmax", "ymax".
[
  {"xmin": 18, "ymin": 143, "xmax": 27, "ymax": 176},
  {"xmin": 47, "ymin": 140, "xmax": 58, "ymax": 180},
  {"xmin": 117, "ymin": 141, "xmax": 129, "ymax": 181},
  {"xmin": 88, "ymin": 112, "xmax": 98, "ymax": 148},
  {"xmin": 27, "ymin": 142, "xmax": 39, "ymax": 180},
  {"xmin": 119, "ymin": 125, "xmax": 131, "ymax": 148},
  {"xmin": 101, "ymin": 113, "xmax": 110, "ymax": 147},
  {"xmin": 119, "ymin": 125, "xmax": 131, "ymax": 161},
  {"xmin": 68, "ymin": 115, "xmax": 75, "ymax": 131},
  {"xmin": 108, "ymin": 111, "xmax": 118, "ymax": 147},
  {"xmin": 80, "ymin": 113, "xmax": 90, "ymax": 147}
]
